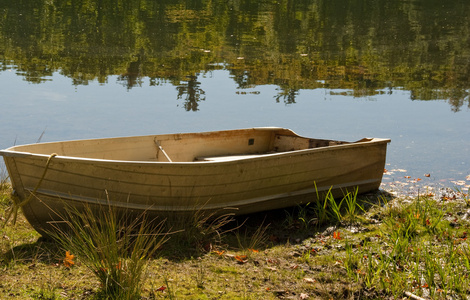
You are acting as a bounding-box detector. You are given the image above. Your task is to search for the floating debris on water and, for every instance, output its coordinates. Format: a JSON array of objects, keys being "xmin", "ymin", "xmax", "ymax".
[{"xmin": 381, "ymin": 168, "xmax": 470, "ymax": 201}]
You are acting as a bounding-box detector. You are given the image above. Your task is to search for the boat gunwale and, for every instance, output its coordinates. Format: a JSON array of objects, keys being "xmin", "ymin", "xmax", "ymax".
[
  {"xmin": 1, "ymin": 126, "xmax": 287, "ymax": 150},
  {"xmin": 0, "ymin": 137, "xmax": 391, "ymax": 165}
]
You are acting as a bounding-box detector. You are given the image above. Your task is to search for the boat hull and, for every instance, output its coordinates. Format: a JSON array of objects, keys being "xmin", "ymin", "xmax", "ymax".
[{"xmin": 1, "ymin": 128, "xmax": 389, "ymax": 235}]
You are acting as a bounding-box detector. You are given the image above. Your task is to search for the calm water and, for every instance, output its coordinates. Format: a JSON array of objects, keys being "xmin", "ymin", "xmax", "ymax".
[{"xmin": 1, "ymin": 0, "xmax": 469, "ymax": 193}]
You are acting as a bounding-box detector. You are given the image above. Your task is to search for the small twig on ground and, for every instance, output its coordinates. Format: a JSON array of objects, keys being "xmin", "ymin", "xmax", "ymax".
[{"xmin": 404, "ymin": 291, "xmax": 427, "ymax": 300}]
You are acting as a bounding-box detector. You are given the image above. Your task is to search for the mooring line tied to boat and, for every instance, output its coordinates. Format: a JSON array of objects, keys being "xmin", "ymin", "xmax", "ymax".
[{"xmin": 2, "ymin": 153, "xmax": 57, "ymax": 227}]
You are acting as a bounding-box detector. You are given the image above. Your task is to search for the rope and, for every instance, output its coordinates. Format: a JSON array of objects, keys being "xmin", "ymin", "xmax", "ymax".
[{"xmin": 2, "ymin": 153, "xmax": 57, "ymax": 227}]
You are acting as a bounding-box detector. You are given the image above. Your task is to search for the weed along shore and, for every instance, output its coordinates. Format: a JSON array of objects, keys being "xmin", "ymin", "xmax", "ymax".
[{"xmin": 1, "ymin": 176, "xmax": 470, "ymax": 299}]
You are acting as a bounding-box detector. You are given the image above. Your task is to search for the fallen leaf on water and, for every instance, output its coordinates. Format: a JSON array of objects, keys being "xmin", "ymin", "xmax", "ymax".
[{"xmin": 425, "ymin": 173, "xmax": 431, "ymax": 177}]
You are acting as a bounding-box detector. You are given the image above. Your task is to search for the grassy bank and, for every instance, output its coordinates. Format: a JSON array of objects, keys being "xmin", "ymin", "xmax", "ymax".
[{"xmin": 1, "ymin": 178, "xmax": 470, "ymax": 299}]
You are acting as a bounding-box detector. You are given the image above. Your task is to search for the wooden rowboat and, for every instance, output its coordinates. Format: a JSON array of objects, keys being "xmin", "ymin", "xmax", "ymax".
[{"xmin": 1, "ymin": 127, "xmax": 390, "ymax": 235}]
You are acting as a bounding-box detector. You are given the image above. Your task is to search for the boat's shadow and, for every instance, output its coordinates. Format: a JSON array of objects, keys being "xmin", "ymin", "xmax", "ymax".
[
  {"xmin": 215, "ymin": 188, "xmax": 396, "ymax": 254},
  {"xmin": 3, "ymin": 189, "xmax": 395, "ymax": 263},
  {"xmin": 2, "ymin": 237, "xmax": 62, "ymax": 266}
]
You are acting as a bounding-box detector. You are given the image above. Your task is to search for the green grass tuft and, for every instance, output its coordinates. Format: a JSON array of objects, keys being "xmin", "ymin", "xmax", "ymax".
[{"xmin": 47, "ymin": 200, "xmax": 168, "ymax": 300}]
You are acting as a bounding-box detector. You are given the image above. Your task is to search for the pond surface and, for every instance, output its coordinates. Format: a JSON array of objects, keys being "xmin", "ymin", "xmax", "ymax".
[{"xmin": 1, "ymin": 0, "xmax": 469, "ymax": 193}]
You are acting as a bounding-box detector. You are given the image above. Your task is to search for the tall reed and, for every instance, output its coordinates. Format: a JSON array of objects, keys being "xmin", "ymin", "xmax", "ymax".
[{"xmin": 48, "ymin": 200, "xmax": 167, "ymax": 300}]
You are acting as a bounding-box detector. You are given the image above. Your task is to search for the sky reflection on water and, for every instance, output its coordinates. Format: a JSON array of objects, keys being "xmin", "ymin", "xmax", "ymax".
[{"xmin": 1, "ymin": 68, "xmax": 468, "ymax": 193}]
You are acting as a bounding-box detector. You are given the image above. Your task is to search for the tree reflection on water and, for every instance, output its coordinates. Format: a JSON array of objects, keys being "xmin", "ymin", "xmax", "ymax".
[{"xmin": 1, "ymin": 0, "xmax": 469, "ymax": 111}]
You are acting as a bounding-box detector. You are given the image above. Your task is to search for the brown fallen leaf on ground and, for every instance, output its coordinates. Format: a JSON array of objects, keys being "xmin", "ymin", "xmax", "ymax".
[
  {"xmin": 333, "ymin": 231, "xmax": 341, "ymax": 240},
  {"xmin": 234, "ymin": 255, "xmax": 248, "ymax": 264},
  {"xmin": 303, "ymin": 277, "xmax": 316, "ymax": 283},
  {"xmin": 156, "ymin": 286, "xmax": 166, "ymax": 292},
  {"xmin": 63, "ymin": 251, "xmax": 75, "ymax": 268}
]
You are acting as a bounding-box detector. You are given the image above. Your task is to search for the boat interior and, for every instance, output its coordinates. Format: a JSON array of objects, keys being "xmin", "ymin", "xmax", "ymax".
[{"xmin": 6, "ymin": 128, "xmax": 363, "ymax": 162}]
